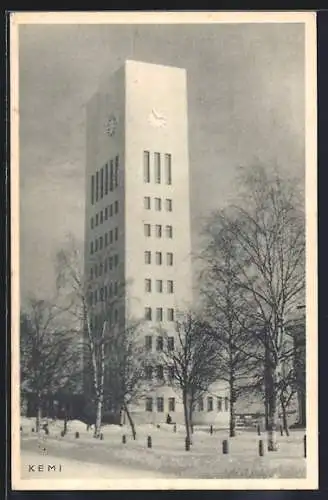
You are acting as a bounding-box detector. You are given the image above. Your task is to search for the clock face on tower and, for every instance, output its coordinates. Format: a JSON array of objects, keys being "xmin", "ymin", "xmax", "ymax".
[
  {"xmin": 148, "ymin": 108, "xmax": 167, "ymax": 128},
  {"xmin": 105, "ymin": 114, "xmax": 117, "ymax": 136}
]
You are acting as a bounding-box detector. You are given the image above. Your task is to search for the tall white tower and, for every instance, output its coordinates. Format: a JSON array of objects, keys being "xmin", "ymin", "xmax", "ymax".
[{"xmin": 85, "ymin": 60, "xmax": 193, "ymax": 423}]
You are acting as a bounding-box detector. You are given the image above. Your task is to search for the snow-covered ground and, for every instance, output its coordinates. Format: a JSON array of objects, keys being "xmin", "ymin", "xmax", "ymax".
[{"xmin": 19, "ymin": 417, "xmax": 306, "ymax": 479}]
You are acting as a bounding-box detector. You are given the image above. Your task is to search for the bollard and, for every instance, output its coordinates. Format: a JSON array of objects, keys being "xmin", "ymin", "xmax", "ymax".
[
  {"xmin": 222, "ymin": 439, "xmax": 229, "ymax": 454},
  {"xmin": 304, "ymin": 434, "xmax": 306, "ymax": 458},
  {"xmin": 147, "ymin": 435, "xmax": 152, "ymax": 448},
  {"xmin": 60, "ymin": 430, "xmax": 65, "ymax": 437},
  {"xmin": 75, "ymin": 431, "xmax": 79, "ymax": 439},
  {"xmin": 157, "ymin": 424, "xmax": 160, "ymax": 429},
  {"xmin": 259, "ymin": 439, "xmax": 264, "ymax": 456},
  {"xmin": 210, "ymin": 425, "xmax": 213, "ymax": 435},
  {"xmin": 20, "ymin": 426, "xmax": 23, "ymax": 432},
  {"xmin": 173, "ymin": 424, "xmax": 177, "ymax": 433},
  {"xmin": 32, "ymin": 428, "xmax": 35, "ymax": 433},
  {"xmin": 45, "ymin": 427, "xmax": 49, "ymax": 436},
  {"xmin": 257, "ymin": 424, "xmax": 261, "ymax": 436},
  {"xmin": 122, "ymin": 434, "xmax": 126, "ymax": 444},
  {"xmin": 280, "ymin": 424, "xmax": 284, "ymax": 436},
  {"xmin": 185, "ymin": 436, "xmax": 190, "ymax": 451},
  {"xmin": 100, "ymin": 433, "xmax": 104, "ymax": 440}
]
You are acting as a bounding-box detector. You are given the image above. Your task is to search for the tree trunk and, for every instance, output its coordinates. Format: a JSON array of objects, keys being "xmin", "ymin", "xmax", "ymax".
[
  {"xmin": 35, "ymin": 394, "xmax": 42, "ymax": 433},
  {"xmin": 94, "ymin": 394, "xmax": 103, "ymax": 438},
  {"xmin": 124, "ymin": 403, "xmax": 136, "ymax": 440},
  {"xmin": 281, "ymin": 399, "xmax": 289, "ymax": 436},
  {"xmin": 183, "ymin": 391, "xmax": 192, "ymax": 445},
  {"xmin": 229, "ymin": 385, "xmax": 236, "ymax": 438},
  {"xmin": 267, "ymin": 366, "xmax": 279, "ymax": 451}
]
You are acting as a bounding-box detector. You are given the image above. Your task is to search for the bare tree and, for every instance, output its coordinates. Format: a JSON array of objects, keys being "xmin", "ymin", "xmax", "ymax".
[
  {"xmin": 202, "ymin": 166, "xmax": 305, "ymax": 450},
  {"xmin": 199, "ymin": 232, "xmax": 260, "ymax": 437},
  {"xmin": 20, "ymin": 297, "xmax": 81, "ymax": 432},
  {"xmin": 55, "ymin": 234, "xmax": 125, "ymax": 438},
  {"xmin": 160, "ymin": 312, "xmax": 220, "ymax": 446},
  {"xmin": 106, "ymin": 320, "xmax": 150, "ymax": 440}
]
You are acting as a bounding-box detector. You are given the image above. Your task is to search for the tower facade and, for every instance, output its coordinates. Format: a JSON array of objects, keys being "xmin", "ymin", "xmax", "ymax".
[{"xmin": 85, "ymin": 60, "xmax": 229, "ymax": 426}]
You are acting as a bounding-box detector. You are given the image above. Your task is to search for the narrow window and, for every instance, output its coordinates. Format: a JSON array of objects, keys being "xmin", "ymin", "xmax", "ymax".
[
  {"xmin": 144, "ymin": 196, "xmax": 151, "ymax": 210},
  {"xmin": 104, "ymin": 259, "xmax": 108, "ymax": 273},
  {"xmin": 167, "ymin": 280, "xmax": 174, "ymax": 294},
  {"xmin": 164, "ymin": 153, "xmax": 172, "ymax": 185},
  {"xmin": 110, "ymin": 159, "xmax": 114, "ymax": 191},
  {"xmin": 154, "ymin": 152, "xmax": 161, "ymax": 183},
  {"xmin": 91, "ymin": 217, "xmax": 94, "ymax": 229},
  {"xmin": 156, "ymin": 308, "xmax": 163, "ymax": 322},
  {"xmin": 109, "ymin": 256, "xmax": 113, "ymax": 270},
  {"xmin": 99, "ymin": 236, "xmax": 103, "ymax": 250},
  {"xmin": 156, "ymin": 397, "xmax": 164, "ymax": 413},
  {"xmin": 168, "ymin": 366, "xmax": 174, "ymax": 381},
  {"xmin": 168, "ymin": 337, "xmax": 174, "ymax": 351},
  {"xmin": 109, "ymin": 230, "xmax": 113, "ymax": 244},
  {"xmin": 224, "ymin": 397, "xmax": 229, "ymax": 412},
  {"xmin": 144, "ymin": 224, "xmax": 151, "ymax": 237},
  {"xmin": 105, "ymin": 233, "xmax": 108, "ymax": 247},
  {"xmin": 217, "ymin": 397, "xmax": 223, "ymax": 412},
  {"xmin": 165, "ymin": 198, "xmax": 172, "ymax": 212},
  {"xmin": 145, "ymin": 307, "xmax": 152, "ymax": 321},
  {"xmin": 155, "ymin": 225, "xmax": 162, "ymax": 238},
  {"xmin": 145, "ymin": 251, "xmax": 151, "ymax": 264},
  {"xmin": 105, "ymin": 207, "xmax": 108, "ymax": 220},
  {"xmin": 145, "ymin": 365, "xmax": 153, "ymax": 380},
  {"xmin": 145, "ymin": 398, "xmax": 153, "ymax": 412},
  {"xmin": 155, "ymin": 197, "xmax": 162, "ymax": 211},
  {"xmin": 114, "ymin": 281, "xmax": 118, "ymax": 295},
  {"xmin": 95, "ymin": 239, "xmax": 98, "ymax": 252},
  {"xmin": 100, "ymin": 167, "xmax": 104, "ymax": 198},
  {"xmin": 144, "ymin": 151, "xmax": 150, "ymax": 183},
  {"xmin": 95, "ymin": 213, "xmax": 99, "ymax": 226},
  {"xmin": 166, "ymin": 252, "xmax": 173, "ymax": 266},
  {"xmin": 198, "ymin": 397, "xmax": 204, "ymax": 412},
  {"xmin": 167, "ymin": 308, "xmax": 174, "ymax": 322},
  {"xmin": 114, "ymin": 254, "xmax": 119, "ymax": 267},
  {"xmin": 166, "ymin": 225, "xmax": 173, "ymax": 239},
  {"xmin": 105, "ymin": 163, "xmax": 109, "ymax": 195},
  {"xmin": 156, "ymin": 280, "xmax": 163, "ymax": 293},
  {"xmin": 145, "ymin": 279, "xmax": 151, "ymax": 293},
  {"xmin": 155, "ymin": 252, "xmax": 162, "ymax": 265},
  {"xmin": 207, "ymin": 397, "xmax": 213, "ymax": 412},
  {"xmin": 168, "ymin": 397, "xmax": 175, "ymax": 412},
  {"xmin": 90, "ymin": 241, "xmax": 94, "ymax": 255},
  {"xmin": 156, "ymin": 336, "xmax": 163, "ymax": 351},
  {"xmin": 115, "ymin": 227, "xmax": 119, "ymax": 241},
  {"xmin": 115, "ymin": 155, "xmax": 119, "ymax": 188},
  {"xmin": 115, "ymin": 200, "xmax": 119, "ymax": 214},
  {"xmin": 156, "ymin": 365, "xmax": 164, "ymax": 380},
  {"xmin": 100, "ymin": 210, "xmax": 103, "ymax": 224},
  {"xmin": 94, "ymin": 264, "xmax": 98, "ymax": 278},
  {"xmin": 96, "ymin": 171, "xmax": 99, "ymax": 202},
  {"xmin": 110, "ymin": 204, "xmax": 113, "ymax": 217},
  {"xmin": 145, "ymin": 335, "xmax": 152, "ymax": 351},
  {"xmin": 91, "ymin": 175, "xmax": 95, "ymax": 205}
]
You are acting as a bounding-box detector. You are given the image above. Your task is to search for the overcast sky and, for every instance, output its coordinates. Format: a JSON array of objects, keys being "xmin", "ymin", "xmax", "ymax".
[{"xmin": 19, "ymin": 22, "xmax": 305, "ymax": 301}]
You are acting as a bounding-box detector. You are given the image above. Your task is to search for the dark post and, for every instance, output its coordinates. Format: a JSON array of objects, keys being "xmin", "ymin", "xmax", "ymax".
[
  {"xmin": 32, "ymin": 428, "xmax": 35, "ymax": 433},
  {"xmin": 185, "ymin": 436, "xmax": 190, "ymax": 451},
  {"xmin": 191, "ymin": 424, "xmax": 194, "ymax": 434},
  {"xmin": 100, "ymin": 433, "xmax": 104, "ymax": 440},
  {"xmin": 222, "ymin": 439, "xmax": 229, "ymax": 454},
  {"xmin": 20, "ymin": 426, "xmax": 23, "ymax": 432},
  {"xmin": 257, "ymin": 423, "xmax": 261, "ymax": 436},
  {"xmin": 304, "ymin": 434, "xmax": 306, "ymax": 458},
  {"xmin": 210, "ymin": 425, "xmax": 213, "ymax": 435},
  {"xmin": 60, "ymin": 430, "xmax": 65, "ymax": 437},
  {"xmin": 259, "ymin": 439, "xmax": 264, "ymax": 456},
  {"xmin": 173, "ymin": 424, "xmax": 177, "ymax": 433},
  {"xmin": 147, "ymin": 435, "xmax": 152, "ymax": 448},
  {"xmin": 75, "ymin": 431, "xmax": 79, "ymax": 439},
  {"xmin": 122, "ymin": 434, "xmax": 126, "ymax": 444}
]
